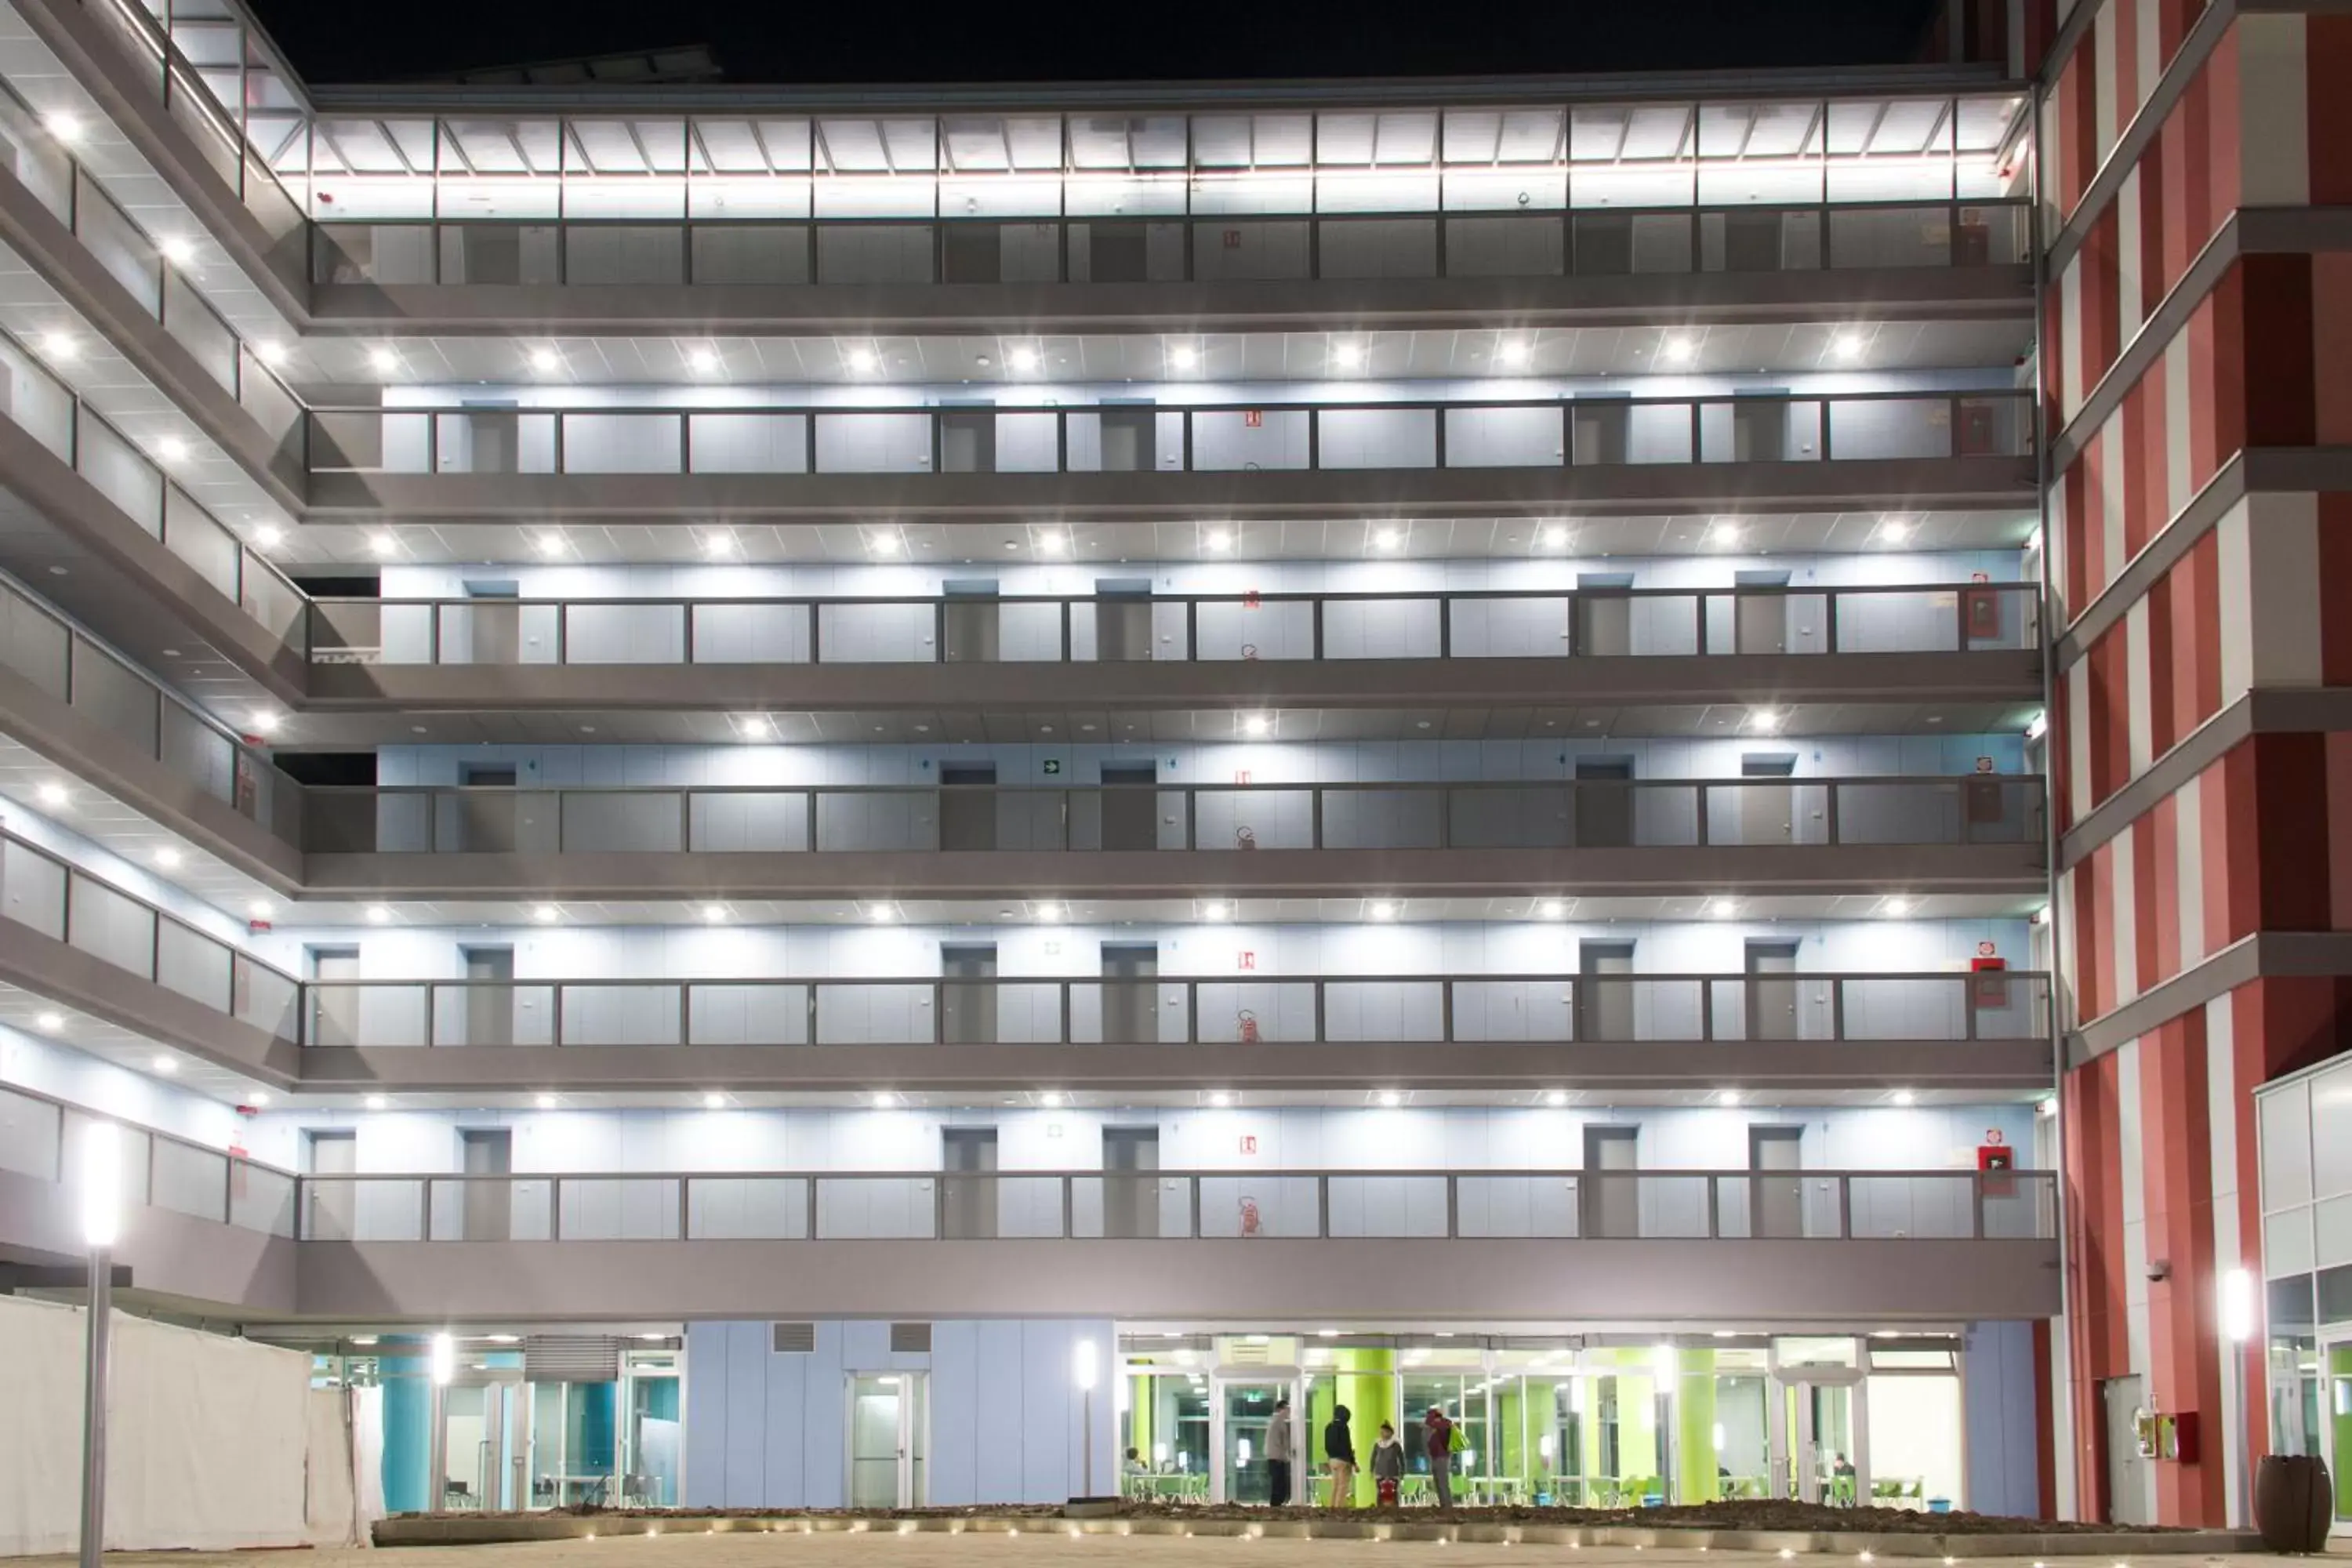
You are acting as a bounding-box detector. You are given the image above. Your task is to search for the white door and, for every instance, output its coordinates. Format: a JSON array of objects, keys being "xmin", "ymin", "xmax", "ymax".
[{"xmin": 848, "ymin": 1373, "xmax": 927, "ymax": 1508}]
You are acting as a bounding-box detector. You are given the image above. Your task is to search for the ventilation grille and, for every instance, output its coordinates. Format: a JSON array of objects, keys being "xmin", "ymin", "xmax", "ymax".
[
  {"xmin": 523, "ymin": 1334, "xmax": 620, "ymax": 1383},
  {"xmin": 1226, "ymin": 1338, "xmax": 1275, "ymax": 1365},
  {"xmin": 771, "ymin": 1322, "xmax": 816, "ymax": 1354},
  {"xmin": 890, "ymin": 1322, "xmax": 931, "ymax": 1353}
]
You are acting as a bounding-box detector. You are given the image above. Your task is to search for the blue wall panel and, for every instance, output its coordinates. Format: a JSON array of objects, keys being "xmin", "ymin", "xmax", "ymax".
[
  {"xmin": 800, "ymin": 1321, "xmax": 847, "ymax": 1506},
  {"xmin": 721, "ymin": 1321, "xmax": 768, "ymax": 1506},
  {"xmin": 1020, "ymin": 1319, "xmax": 1075, "ymax": 1502},
  {"xmin": 927, "ymin": 1320, "xmax": 981, "ymax": 1504},
  {"xmin": 972, "ymin": 1320, "xmax": 1027, "ymax": 1503},
  {"xmin": 681, "ymin": 1323, "xmax": 728, "ymax": 1508},
  {"xmin": 763, "ymin": 1324, "xmax": 808, "ymax": 1508},
  {"xmin": 1962, "ymin": 1320, "xmax": 2042, "ymax": 1517}
]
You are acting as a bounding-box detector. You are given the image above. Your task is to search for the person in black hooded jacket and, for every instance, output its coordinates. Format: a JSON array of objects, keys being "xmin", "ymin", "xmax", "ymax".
[{"xmin": 1323, "ymin": 1403, "xmax": 1357, "ymax": 1509}]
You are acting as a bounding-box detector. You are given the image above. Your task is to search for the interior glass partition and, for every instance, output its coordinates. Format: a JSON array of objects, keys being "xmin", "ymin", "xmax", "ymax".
[{"xmin": 1121, "ymin": 1363, "xmax": 1212, "ymax": 1501}]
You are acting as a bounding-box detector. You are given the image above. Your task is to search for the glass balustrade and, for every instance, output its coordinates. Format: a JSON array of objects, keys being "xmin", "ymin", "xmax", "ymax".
[
  {"xmin": 0, "ymin": 1080, "xmax": 296, "ymax": 1237},
  {"xmin": 303, "ymin": 582, "xmax": 2042, "ymax": 668},
  {"xmin": 297, "ymin": 775, "xmax": 2047, "ymax": 855}
]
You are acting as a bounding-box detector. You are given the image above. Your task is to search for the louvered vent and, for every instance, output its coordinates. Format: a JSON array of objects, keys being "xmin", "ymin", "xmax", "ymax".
[
  {"xmin": 890, "ymin": 1322, "xmax": 932, "ymax": 1353},
  {"xmin": 771, "ymin": 1322, "xmax": 816, "ymax": 1353},
  {"xmin": 523, "ymin": 1335, "xmax": 621, "ymax": 1382},
  {"xmin": 1227, "ymin": 1337, "xmax": 1274, "ymax": 1365}
]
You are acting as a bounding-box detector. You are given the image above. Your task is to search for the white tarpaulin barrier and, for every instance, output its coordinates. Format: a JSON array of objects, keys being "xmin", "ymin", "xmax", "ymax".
[{"xmin": 0, "ymin": 1294, "xmax": 327, "ymax": 1555}]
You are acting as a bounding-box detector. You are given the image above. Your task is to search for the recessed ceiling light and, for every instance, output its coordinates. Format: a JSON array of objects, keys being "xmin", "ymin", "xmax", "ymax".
[
  {"xmin": 1369, "ymin": 902, "xmax": 1398, "ymax": 920},
  {"xmin": 702, "ymin": 1092, "xmax": 728, "ymax": 1110},
  {"xmin": 1709, "ymin": 521, "xmax": 1743, "ymax": 546},
  {"xmin": 869, "ymin": 532, "xmax": 901, "ymax": 554},
  {"xmin": 1544, "ymin": 1090, "xmax": 1569, "ymax": 1107},
  {"xmin": 252, "ymin": 524, "xmax": 283, "ymax": 547},
  {"xmin": 535, "ymin": 1093, "xmax": 559, "ymax": 1109},
  {"xmin": 248, "ymin": 1090, "xmax": 270, "ymax": 1106},
  {"xmin": 34, "ymin": 1011, "xmax": 62, "ymax": 1032},
  {"xmin": 1499, "ymin": 339, "xmax": 1531, "ymax": 367},
  {"xmin": 867, "ymin": 904, "xmax": 895, "ymax": 922},
  {"xmin": 1537, "ymin": 901, "xmax": 1564, "ymax": 918},
  {"xmin": 1719, "ymin": 1090, "xmax": 1743, "ymax": 1107},
  {"xmin": 154, "ymin": 847, "xmax": 183, "ymax": 869},
  {"xmin": 1040, "ymin": 1091, "xmax": 1065, "ymax": 1108},
  {"xmin": 159, "ymin": 236, "xmax": 196, "ymax": 265},
  {"xmin": 686, "ymin": 345, "xmax": 720, "ymax": 373},
  {"xmin": 1662, "ymin": 336, "xmax": 1697, "ymax": 364},
  {"xmin": 42, "ymin": 332, "xmax": 77, "ymax": 360},
  {"xmin": 1037, "ymin": 530, "xmax": 1067, "ymax": 554},
  {"xmin": 1709, "ymin": 898, "xmax": 1738, "ymax": 918},
  {"xmin": 703, "ymin": 532, "xmax": 735, "ymax": 558},
  {"xmin": 528, "ymin": 347, "xmax": 561, "ymax": 372},
  {"xmin": 1331, "ymin": 341, "xmax": 1364, "ymax": 369},
  {"xmin": 1242, "ymin": 713, "xmax": 1270, "ymax": 737},
  {"xmin": 1891, "ymin": 1089, "xmax": 1917, "ymax": 1107},
  {"xmin": 1748, "ymin": 710, "xmax": 1780, "ymax": 733},
  {"xmin": 1036, "ymin": 903, "xmax": 1066, "ymax": 922},
  {"xmin": 1373, "ymin": 528, "xmax": 1401, "ymax": 550},
  {"xmin": 367, "ymin": 347, "xmax": 398, "ymax": 373},
  {"xmin": 152, "ymin": 1054, "xmax": 177, "ymax": 1075},
  {"xmin": 735, "ymin": 715, "xmax": 774, "ymax": 739},
  {"xmin": 253, "ymin": 340, "xmax": 287, "ymax": 365},
  {"xmin": 1879, "ymin": 517, "xmax": 1912, "ymax": 543},
  {"xmin": 532, "ymin": 904, "xmax": 560, "ymax": 923},
  {"xmin": 1542, "ymin": 525, "xmax": 1568, "ymax": 546},
  {"xmin": 1169, "ymin": 343, "xmax": 1199, "ymax": 368},
  {"xmin": 702, "ymin": 904, "xmax": 727, "ymax": 923},
  {"xmin": 1008, "ymin": 346, "xmax": 1040, "ymax": 372},
  {"xmin": 1377, "ymin": 1090, "xmax": 1403, "ymax": 1108},
  {"xmin": 1208, "ymin": 1091, "xmax": 1233, "ymax": 1107},
  {"xmin": 536, "ymin": 532, "xmax": 568, "ymax": 557},
  {"xmin": 1833, "ymin": 332, "xmax": 1864, "ymax": 361},
  {"xmin": 368, "ymin": 532, "xmax": 399, "ymax": 558},
  {"xmin": 871, "ymin": 1091, "xmax": 897, "ymax": 1108},
  {"xmin": 365, "ymin": 1094, "xmax": 388, "ymax": 1111},
  {"xmin": 247, "ymin": 899, "xmax": 274, "ymax": 920},
  {"xmin": 156, "ymin": 436, "xmax": 189, "ymax": 463},
  {"xmin": 1884, "ymin": 897, "xmax": 1914, "ymax": 916},
  {"xmin": 1205, "ymin": 529, "xmax": 1232, "ymax": 551},
  {"xmin": 45, "ymin": 111, "xmax": 83, "ymax": 143},
  {"xmin": 365, "ymin": 905, "xmax": 391, "ymax": 924},
  {"xmin": 36, "ymin": 782, "xmax": 67, "ymax": 808},
  {"xmin": 248, "ymin": 710, "xmax": 281, "ymax": 735},
  {"xmin": 844, "ymin": 345, "xmax": 879, "ymax": 373},
  {"xmin": 1203, "ymin": 902, "xmax": 1231, "ymax": 921}
]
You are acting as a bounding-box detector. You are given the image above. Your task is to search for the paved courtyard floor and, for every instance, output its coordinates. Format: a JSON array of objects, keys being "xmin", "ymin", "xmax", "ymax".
[{"xmin": 34, "ymin": 1533, "xmax": 2297, "ymax": 1568}]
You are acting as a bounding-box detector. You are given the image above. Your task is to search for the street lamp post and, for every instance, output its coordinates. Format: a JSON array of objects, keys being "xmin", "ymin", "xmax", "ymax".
[
  {"xmin": 1073, "ymin": 1339, "xmax": 1101, "ymax": 1500},
  {"xmin": 78, "ymin": 1120, "xmax": 121, "ymax": 1568},
  {"xmin": 2220, "ymin": 1268, "xmax": 2257, "ymax": 1530}
]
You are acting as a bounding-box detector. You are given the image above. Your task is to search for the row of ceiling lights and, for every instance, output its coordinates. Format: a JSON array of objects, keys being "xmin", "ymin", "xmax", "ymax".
[{"xmin": 325, "ymin": 1086, "xmax": 1935, "ymax": 1114}]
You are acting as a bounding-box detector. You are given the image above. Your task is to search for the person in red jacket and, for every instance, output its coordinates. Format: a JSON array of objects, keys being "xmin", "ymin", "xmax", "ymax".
[{"xmin": 1422, "ymin": 1406, "xmax": 1455, "ymax": 1509}]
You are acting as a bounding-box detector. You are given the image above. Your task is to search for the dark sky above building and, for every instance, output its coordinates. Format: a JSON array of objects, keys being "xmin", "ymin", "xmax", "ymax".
[{"xmin": 242, "ymin": 0, "xmax": 1955, "ymax": 88}]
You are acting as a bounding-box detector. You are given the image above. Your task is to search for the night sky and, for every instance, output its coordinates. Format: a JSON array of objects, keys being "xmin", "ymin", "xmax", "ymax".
[{"xmin": 241, "ymin": 0, "xmax": 1956, "ymax": 88}]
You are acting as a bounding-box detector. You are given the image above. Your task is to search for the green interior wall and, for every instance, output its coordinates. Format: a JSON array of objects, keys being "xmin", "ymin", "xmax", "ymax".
[
  {"xmin": 1675, "ymin": 1352, "xmax": 1718, "ymax": 1501},
  {"xmin": 1335, "ymin": 1349, "xmax": 1395, "ymax": 1504},
  {"xmin": 1128, "ymin": 1374, "xmax": 1153, "ymax": 1465},
  {"xmin": 2334, "ymin": 1348, "xmax": 2352, "ymax": 1515}
]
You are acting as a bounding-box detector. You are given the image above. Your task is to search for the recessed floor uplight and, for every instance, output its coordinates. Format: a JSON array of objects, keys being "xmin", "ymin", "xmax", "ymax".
[
  {"xmin": 1169, "ymin": 343, "xmax": 1199, "ymax": 369},
  {"xmin": 365, "ymin": 1094, "xmax": 388, "ymax": 1111},
  {"xmin": 1331, "ymin": 341, "xmax": 1365, "ymax": 369},
  {"xmin": 1040, "ymin": 1091, "xmax": 1065, "ymax": 1108},
  {"xmin": 156, "ymin": 436, "xmax": 189, "ymax": 463},
  {"xmin": 37, "ymin": 782, "xmax": 67, "ymax": 808},
  {"xmin": 1834, "ymin": 332, "xmax": 1864, "ymax": 361},
  {"xmin": 1203, "ymin": 902, "xmax": 1231, "ymax": 921},
  {"xmin": 1709, "ymin": 898, "xmax": 1738, "ymax": 918},
  {"xmin": 528, "ymin": 347, "xmax": 561, "ymax": 372},
  {"xmin": 154, "ymin": 847, "xmax": 183, "ymax": 869},
  {"xmin": 152, "ymin": 1054, "xmax": 177, "ymax": 1075},
  {"xmin": 1662, "ymin": 336, "xmax": 1697, "ymax": 364},
  {"xmin": 35, "ymin": 1011, "xmax": 63, "ymax": 1032},
  {"xmin": 367, "ymin": 347, "xmax": 398, "ymax": 373},
  {"xmin": 702, "ymin": 1092, "xmax": 728, "ymax": 1110},
  {"xmin": 1205, "ymin": 529, "xmax": 1232, "ymax": 551},
  {"xmin": 46, "ymin": 111, "xmax": 83, "ymax": 143},
  {"xmin": 1544, "ymin": 1090, "xmax": 1570, "ymax": 1108},
  {"xmin": 42, "ymin": 332, "xmax": 78, "ymax": 361},
  {"xmin": 686, "ymin": 346, "xmax": 720, "ymax": 373},
  {"xmin": 1377, "ymin": 1090, "xmax": 1403, "ymax": 1108},
  {"xmin": 1369, "ymin": 902, "xmax": 1398, "ymax": 920},
  {"xmin": 365, "ymin": 904, "xmax": 391, "ymax": 923},
  {"xmin": 253, "ymin": 524, "xmax": 283, "ymax": 547},
  {"xmin": 1008, "ymin": 346, "xmax": 1040, "ymax": 372},
  {"xmin": 844, "ymin": 345, "xmax": 879, "ymax": 373},
  {"xmin": 1242, "ymin": 713, "xmax": 1270, "ymax": 737}
]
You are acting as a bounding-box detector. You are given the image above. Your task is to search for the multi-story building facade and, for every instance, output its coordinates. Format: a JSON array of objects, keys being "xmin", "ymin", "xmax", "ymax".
[{"xmin": 0, "ymin": 0, "xmax": 2100, "ymax": 1528}]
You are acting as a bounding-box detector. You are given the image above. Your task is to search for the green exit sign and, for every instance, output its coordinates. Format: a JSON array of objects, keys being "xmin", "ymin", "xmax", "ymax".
[{"xmin": 1042, "ymin": 758, "xmax": 1062, "ymax": 775}]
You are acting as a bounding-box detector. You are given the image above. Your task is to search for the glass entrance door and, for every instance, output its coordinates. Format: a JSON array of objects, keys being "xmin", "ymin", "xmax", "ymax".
[
  {"xmin": 1210, "ymin": 1377, "xmax": 1294, "ymax": 1504},
  {"xmin": 437, "ymin": 1372, "xmax": 528, "ymax": 1511},
  {"xmin": 848, "ymin": 1373, "xmax": 927, "ymax": 1508},
  {"xmin": 1771, "ymin": 1375, "xmax": 1865, "ymax": 1504}
]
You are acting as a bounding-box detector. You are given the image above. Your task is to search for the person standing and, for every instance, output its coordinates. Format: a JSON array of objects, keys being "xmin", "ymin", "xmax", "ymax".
[
  {"xmin": 1370, "ymin": 1421, "xmax": 1406, "ymax": 1507},
  {"xmin": 1323, "ymin": 1403, "xmax": 1357, "ymax": 1510},
  {"xmin": 1265, "ymin": 1397, "xmax": 1294, "ymax": 1507},
  {"xmin": 1423, "ymin": 1406, "xmax": 1456, "ymax": 1509}
]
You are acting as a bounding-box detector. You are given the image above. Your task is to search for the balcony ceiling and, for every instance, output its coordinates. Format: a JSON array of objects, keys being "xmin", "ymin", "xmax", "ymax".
[{"xmin": 291, "ymin": 319, "xmax": 2033, "ymax": 388}]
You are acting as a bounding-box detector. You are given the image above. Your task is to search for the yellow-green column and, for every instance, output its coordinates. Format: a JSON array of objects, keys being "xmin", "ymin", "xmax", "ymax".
[
  {"xmin": 1676, "ymin": 1352, "xmax": 1719, "ymax": 1502},
  {"xmin": 1336, "ymin": 1348, "xmax": 1395, "ymax": 1506},
  {"xmin": 1130, "ymin": 1374, "xmax": 1154, "ymax": 1469}
]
